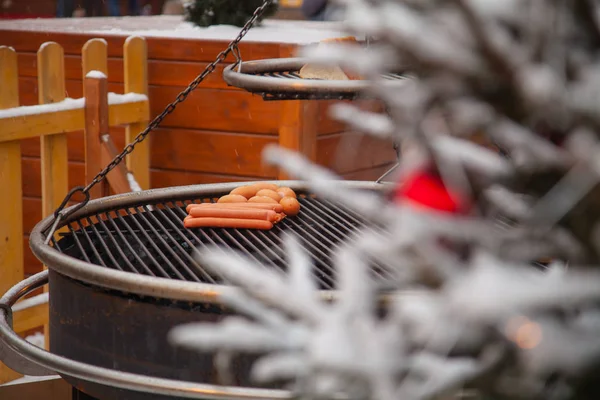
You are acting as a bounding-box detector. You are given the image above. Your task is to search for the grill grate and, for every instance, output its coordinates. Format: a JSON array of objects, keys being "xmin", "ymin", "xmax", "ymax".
[
  {"xmin": 250, "ymin": 71, "xmax": 407, "ymax": 101},
  {"xmin": 222, "ymin": 59, "xmax": 410, "ymax": 101},
  {"xmin": 53, "ymin": 194, "xmax": 392, "ymax": 290},
  {"xmin": 254, "ymin": 70, "xmax": 405, "ymax": 81}
]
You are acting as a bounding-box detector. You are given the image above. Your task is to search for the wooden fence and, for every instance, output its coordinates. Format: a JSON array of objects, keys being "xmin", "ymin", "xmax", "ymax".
[{"xmin": 0, "ymin": 36, "xmax": 150, "ymax": 384}]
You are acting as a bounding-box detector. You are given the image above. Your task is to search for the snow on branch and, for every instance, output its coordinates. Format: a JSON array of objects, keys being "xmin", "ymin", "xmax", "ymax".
[{"xmin": 170, "ymin": 1, "xmax": 600, "ymax": 399}]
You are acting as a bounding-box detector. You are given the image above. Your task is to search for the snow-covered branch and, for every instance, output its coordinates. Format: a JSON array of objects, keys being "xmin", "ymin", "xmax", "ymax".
[{"xmin": 170, "ymin": 1, "xmax": 600, "ymax": 399}]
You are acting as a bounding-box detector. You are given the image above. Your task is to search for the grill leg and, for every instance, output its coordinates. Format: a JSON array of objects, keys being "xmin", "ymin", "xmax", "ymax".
[
  {"xmin": 375, "ymin": 140, "xmax": 401, "ymax": 183},
  {"xmin": 376, "ymin": 104, "xmax": 402, "ymax": 183},
  {"xmin": 376, "ymin": 162, "xmax": 400, "ymax": 183}
]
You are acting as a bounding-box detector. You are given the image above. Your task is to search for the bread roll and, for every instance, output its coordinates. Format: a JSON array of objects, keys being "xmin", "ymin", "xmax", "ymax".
[
  {"xmin": 299, "ymin": 64, "xmax": 349, "ymax": 80},
  {"xmin": 298, "ymin": 36, "xmax": 361, "ymax": 81}
]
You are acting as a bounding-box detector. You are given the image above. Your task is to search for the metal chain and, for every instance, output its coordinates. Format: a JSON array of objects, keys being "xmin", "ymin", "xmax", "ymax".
[{"xmin": 45, "ymin": 0, "xmax": 273, "ymax": 241}]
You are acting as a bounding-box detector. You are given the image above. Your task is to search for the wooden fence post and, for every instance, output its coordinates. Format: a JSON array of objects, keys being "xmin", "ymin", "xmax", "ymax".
[
  {"xmin": 0, "ymin": 45, "xmax": 24, "ymax": 384},
  {"xmin": 82, "ymin": 39, "xmax": 109, "ymax": 199},
  {"xmin": 37, "ymin": 41, "xmax": 69, "ymax": 351},
  {"xmin": 38, "ymin": 43, "xmax": 69, "ymax": 218},
  {"xmin": 82, "ymin": 39, "xmax": 108, "ymax": 84},
  {"xmin": 84, "ymin": 73, "xmax": 110, "ymax": 200},
  {"xmin": 124, "ymin": 36, "xmax": 150, "ymax": 190}
]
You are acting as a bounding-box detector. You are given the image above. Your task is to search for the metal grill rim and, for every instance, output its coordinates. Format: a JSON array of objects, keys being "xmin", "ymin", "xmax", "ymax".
[
  {"xmin": 222, "ymin": 58, "xmax": 409, "ymax": 101},
  {"xmin": 29, "ymin": 181, "xmax": 390, "ymax": 303}
]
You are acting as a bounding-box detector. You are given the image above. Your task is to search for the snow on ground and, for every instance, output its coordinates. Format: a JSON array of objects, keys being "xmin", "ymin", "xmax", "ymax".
[{"xmin": 0, "ymin": 16, "xmax": 359, "ymax": 44}]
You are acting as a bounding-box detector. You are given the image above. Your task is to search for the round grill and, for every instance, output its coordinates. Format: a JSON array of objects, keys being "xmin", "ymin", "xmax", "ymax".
[
  {"xmin": 222, "ymin": 58, "xmax": 409, "ymax": 101},
  {"xmin": 13, "ymin": 181, "xmax": 393, "ymax": 400}
]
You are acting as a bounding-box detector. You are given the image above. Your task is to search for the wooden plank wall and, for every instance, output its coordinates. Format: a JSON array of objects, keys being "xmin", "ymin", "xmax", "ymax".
[
  {"xmin": 2, "ymin": 31, "xmax": 396, "ymax": 280},
  {"xmin": 315, "ymin": 99, "xmax": 397, "ymax": 180}
]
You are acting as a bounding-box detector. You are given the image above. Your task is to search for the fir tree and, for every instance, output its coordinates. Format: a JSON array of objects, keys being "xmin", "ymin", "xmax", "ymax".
[
  {"xmin": 171, "ymin": 1, "xmax": 600, "ymax": 399},
  {"xmin": 184, "ymin": 0, "xmax": 278, "ymax": 28}
]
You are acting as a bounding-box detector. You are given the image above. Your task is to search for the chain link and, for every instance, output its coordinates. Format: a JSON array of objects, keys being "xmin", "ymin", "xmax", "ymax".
[{"xmin": 48, "ymin": 0, "xmax": 273, "ymax": 231}]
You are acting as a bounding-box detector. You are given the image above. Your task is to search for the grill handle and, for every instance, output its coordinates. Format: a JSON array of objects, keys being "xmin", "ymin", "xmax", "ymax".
[{"xmin": 0, "ymin": 270, "xmax": 56, "ymax": 376}]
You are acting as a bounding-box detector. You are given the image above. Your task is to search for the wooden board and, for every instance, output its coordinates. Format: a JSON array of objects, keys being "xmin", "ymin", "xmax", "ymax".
[
  {"xmin": 21, "ymin": 127, "xmax": 278, "ymax": 177},
  {"xmin": 21, "ymin": 129, "xmax": 125, "ymax": 162},
  {"xmin": 147, "ymin": 85, "xmax": 281, "ymax": 134},
  {"xmin": 18, "ymin": 53, "xmax": 239, "ymax": 90},
  {"xmin": 3, "ymin": 31, "xmax": 284, "ymax": 63},
  {"xmin": 317, "ymin": 99, "xmax": 386, "ymax": 135},
  {"xmin": 0, "ymin": 98, "xmax": 149, "ymax": 142},
  {"xmin": 316, "ymin": 132, "xmax": 397, "ymax": 174},
  {"xmin": 151, "ymin": 128, "xmax": 279, "ymax": 177}
]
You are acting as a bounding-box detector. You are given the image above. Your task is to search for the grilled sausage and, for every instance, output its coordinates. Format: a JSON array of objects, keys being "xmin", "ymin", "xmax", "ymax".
[
  {"xmin": 248, "ymin": 196, "xmax": 279, "ymax": 204},
  {"xmin": 280, "ymin": 196, "xmax": 301, "ymax": 216},
  {"xmin": 184, "ymin": 217, "xmax": 273, "ymax": 230},
  {"xmin": 230, "ymin": 185, "xmax": 259, "ymax": 199},
  {"xmin": 186, "ymin": 203, "xmax": 284, "ymax": 213},
  {"xmin": 217, "ymin": 194, "xmax": 248, "ymax": 203},
  {"xmin": 189, "ymin": 207, "xmax": 279, "ymax": 222},
  {"xmin": 277, "ymin": 187, "xmax": 297, "ymax": 199},
  {"xmin": 256, "ymin": 189, "xmax": 282, "ymax": 202}
]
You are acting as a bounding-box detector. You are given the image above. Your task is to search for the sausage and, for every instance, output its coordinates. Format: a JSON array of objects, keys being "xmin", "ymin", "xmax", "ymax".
[
  {"xmin": 256, "ymin": 189, "xmax": 282, "ymax": 202},
  {"xmin": 248, "ymin": 196, "xmax": 279, "ymax": 204},
  {"xmin": 277, "ymin": 187, "xmax": 297, "ymax": 199},
  {"xmin": 230, "ymin": 185, "xmax": 259, "ymax": 199},
  {"xmin": 184, "ymin": 217, "xmax": 273, "ymax": 230},
  {"xmin": 189, "ymin": 207, "xmax": 278, "ymax": 222},
  {"xmin": 280, "ymin": 196, "xmax": 301, "ymax": 216},
  {"xmin": 186, "ymin": 203, "xmax": 284, "ymax": 213},
  {"xmin": 217, "ymin": 194, "xmax": 247, "ymax": 203}
]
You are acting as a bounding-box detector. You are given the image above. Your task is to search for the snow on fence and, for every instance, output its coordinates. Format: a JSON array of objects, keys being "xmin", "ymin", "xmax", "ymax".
[{"xmin": 0, "ymin": 36, "xmax": 150, "ymax": 383}]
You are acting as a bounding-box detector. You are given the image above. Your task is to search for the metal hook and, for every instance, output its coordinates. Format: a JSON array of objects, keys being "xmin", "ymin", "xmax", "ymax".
[{"xmin": 232, "ymin": 45, "xmax": 243, "ymax": 73}]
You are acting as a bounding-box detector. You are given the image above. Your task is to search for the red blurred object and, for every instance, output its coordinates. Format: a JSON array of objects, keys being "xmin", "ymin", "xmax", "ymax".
[{"xmin": 394, "ymin": 169, "xmax": 471, "ymax": 215}]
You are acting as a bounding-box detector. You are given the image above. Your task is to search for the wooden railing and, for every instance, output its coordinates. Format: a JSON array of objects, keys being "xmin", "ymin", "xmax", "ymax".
[{"xmin": 0, "ymin": 36, "xmax": 150, "ymax": 383}]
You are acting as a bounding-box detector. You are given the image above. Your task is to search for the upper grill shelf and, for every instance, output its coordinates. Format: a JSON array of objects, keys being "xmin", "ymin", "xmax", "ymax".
[{"xmin": 222, "ymin": 58, "xmax": 409, "ymax": 101}]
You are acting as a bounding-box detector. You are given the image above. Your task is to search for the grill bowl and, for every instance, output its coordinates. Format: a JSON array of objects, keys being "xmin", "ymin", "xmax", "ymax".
[{"xmin": 27, "ymin": 180, "xmax": 390, "ymax": 400}]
